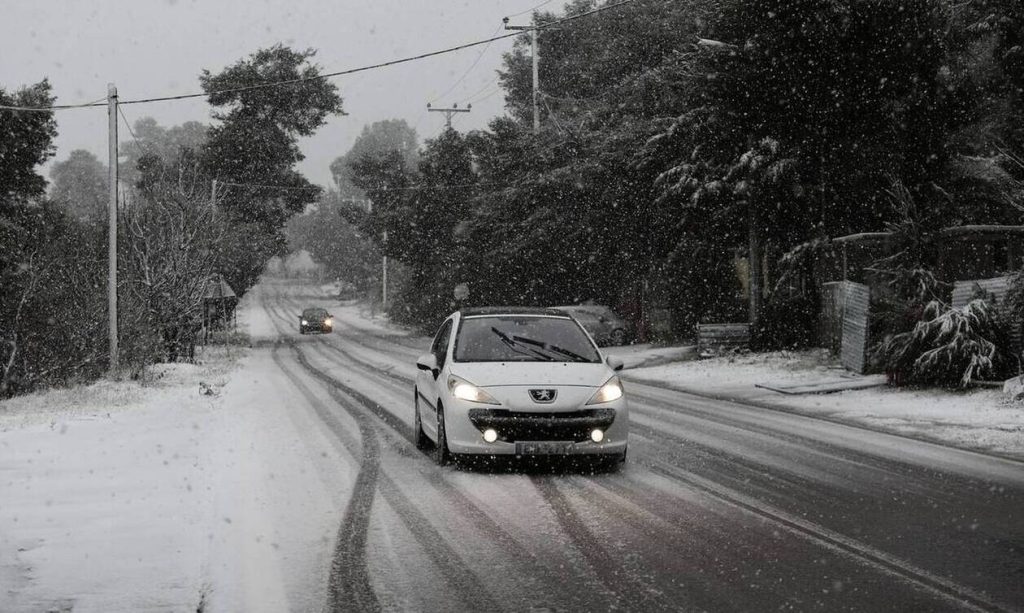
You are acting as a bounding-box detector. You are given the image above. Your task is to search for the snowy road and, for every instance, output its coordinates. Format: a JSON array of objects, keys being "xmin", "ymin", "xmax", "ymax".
[{"xmin": 241, "ymin": 279, "xmax": 1024, "ymax": 612}]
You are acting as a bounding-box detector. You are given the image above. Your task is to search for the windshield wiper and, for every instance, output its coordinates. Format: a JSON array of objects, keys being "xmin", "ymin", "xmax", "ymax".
[
  {"xmin": 510, "ymin": 334, "xmax": 592, "ymax": 363},
  {"xmin": 490, "ymin": 327, "xmax": 555, "ymax": 361}
]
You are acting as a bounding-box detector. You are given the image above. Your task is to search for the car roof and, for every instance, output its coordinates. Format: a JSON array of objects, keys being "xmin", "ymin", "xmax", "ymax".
[
  {"xmin": 302, "ymin": 307, "xmax": 328, "ymax": 314},
  {"xmin": 459, "ymin": 306, "xmax": 571, "ymax": 318}
]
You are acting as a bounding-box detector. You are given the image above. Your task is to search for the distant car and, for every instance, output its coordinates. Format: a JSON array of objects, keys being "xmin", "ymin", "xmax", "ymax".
[
  {"xmin": 299, "ymin": 308, "xmax": 333, "ymax": 334},
  {"xmin": 555, "ymin": 305, "xmax": 630, "ymax": 346},
  {"xmin": 413, "ymin": 307, "xmax": 628, "ymax": 468}
]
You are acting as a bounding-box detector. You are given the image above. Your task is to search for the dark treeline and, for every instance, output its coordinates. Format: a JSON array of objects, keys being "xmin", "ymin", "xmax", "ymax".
[
  {"xmin": 0, "ymin": 46, "xmax": 342, "ymax": 396},
  {"xmin": 327, "ymin": 0, "xmax": 1023, "ymax": 351}
]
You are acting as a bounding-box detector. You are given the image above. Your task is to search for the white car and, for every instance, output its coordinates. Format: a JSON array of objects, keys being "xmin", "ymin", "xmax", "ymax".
[{"xmin": 413, "ymin": 307, "xmax": 629, "ymax": 468}]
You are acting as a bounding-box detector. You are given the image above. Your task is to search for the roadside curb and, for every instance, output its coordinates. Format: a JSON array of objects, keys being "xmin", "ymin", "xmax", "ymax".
[{"xmin": 623, "ymin": 376, "xmax": 1024, "ymax": 466}]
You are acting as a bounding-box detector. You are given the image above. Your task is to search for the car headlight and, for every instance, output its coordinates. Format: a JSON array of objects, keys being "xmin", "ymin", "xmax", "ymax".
[
  {"xmin": 324, "ymin": 319, "xmax": 332, "ymax": 326},
  {"xmin": 448, "ymin": 375, "xmax": 500, "ymax": 405},
  {"xmin": 587, "ymin": 376, "xmax": 623, "ymax": 404},
  {"xmin": 301, "ymin": 320, "xmax": 308, "ymax": 325}
]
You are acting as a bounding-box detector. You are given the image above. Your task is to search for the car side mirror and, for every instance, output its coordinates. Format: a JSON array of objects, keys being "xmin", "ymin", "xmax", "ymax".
[
  {"xmin": 606, "ymin": 356, "xmax": 625, "ymax": 372},
  {"xmin": 416, "ymin": 353, "xmax": 439, "ymax": 378}
]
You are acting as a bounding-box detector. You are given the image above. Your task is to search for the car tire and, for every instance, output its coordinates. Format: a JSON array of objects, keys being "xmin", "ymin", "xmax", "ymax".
[
  {"xmin": 434, "ymin": 403, "xmax": 452, "ymax": 466},
  {"xmin": 413, "ymin": 390, "xmax": 428, "ymax": 451},
  {"xmin": 299, "ymin": 327, "xmax": 306, "ymax": 335},
  {"xmin": 595, "ymin": 450, "xmax": 626, "ymax": 473},
  {"xmin": 610, "ymin": 328, "xmax": 627, "ymax": 346}
]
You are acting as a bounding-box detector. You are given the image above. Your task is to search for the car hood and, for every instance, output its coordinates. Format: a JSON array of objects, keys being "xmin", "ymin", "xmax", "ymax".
[{"xmin": 451, "ymin": 361, "xmax": 613, "ymax": 388}]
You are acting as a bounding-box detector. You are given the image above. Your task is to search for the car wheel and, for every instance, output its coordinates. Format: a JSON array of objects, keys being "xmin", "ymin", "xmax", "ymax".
[
  {"xmin": 413, "ymin": 390, "xmax": 428, "ymax": 451},
  {"xmin": 610, "ymin": 328, "xmax": 627, "ymax": 346},
  {"xmin": 299, "ymin": 327, "xmax": 306, "ymax": 335},
  {"xmin": 595, "ymin": 450, "xmax": 625, "ymax": 473},
  {"xmin": 434, "ymin": 403, "xmax": 451, "ymax": 466}
]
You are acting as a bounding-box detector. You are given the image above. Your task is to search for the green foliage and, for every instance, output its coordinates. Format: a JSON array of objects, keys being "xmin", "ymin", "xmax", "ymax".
[
  {"xmin": 49, "ymin": 149, "xmax": 108, "ymax": 224},
  {"xmin": 1, "ymin": 202, "xmax": 108, "ymax": 396},
  {"xmin": 119, "ymin": 118, "xmax": 207, "ymax": 188},
  {"xmin": 199, "ymin": 45, "xmax": 344, "ymax": 294},
  {"xmin": 647, "ymin": 239, "xmax": 745, "ymax": 340},
  {"xmin": 349, "ymin": 128, "xmax": 476, "ymax": 327},
  {"xmin": 871, "ymin": 300, "xmax": 1010, "ymax": 388},
  {"xmin": 0, "ymin": 80, "xmax": 57, "ymax": 203},
  {"xmin": 329, "ymin": 119, "xmax": 419, "ymax": 197},
  {"xmin": 285, "ymin": 191, "xmax": 381, "ymax": 294}
]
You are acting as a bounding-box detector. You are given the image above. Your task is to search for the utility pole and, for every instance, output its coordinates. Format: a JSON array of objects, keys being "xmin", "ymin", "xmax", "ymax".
[
  {"xmin": 107, "ymin": 83, "xmax": 119, "ymax": 373},
  {"xmin": 426, "ymin": 102, "xmax": 471, "ymax": 130},
  {"xmin": 210, "ymin": 179, "xmax": 218, "ymax": 212},
  {"xmin": 503, "ymin": 17, "xmax": 540, "ymax": 133}
]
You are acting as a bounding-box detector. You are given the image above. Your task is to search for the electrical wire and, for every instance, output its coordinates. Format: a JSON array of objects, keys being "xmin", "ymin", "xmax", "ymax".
[
  {"xmin": 0, "ymin": 0, "xmax": 638, "ymax": 113},
  {"xmin": 0, "ymin": 95, "xmax": 106, "ymax": 112},
  {"xmin": 463, "ymin": 73, "xmax": 502, "ymax": 104},
  {"xmin": 429, "ymin": 23, "xmax": 504, "ymax": 106},
  {"xmin": 118, "ymin": 105, "xmax": 159, "ymax": 160}
]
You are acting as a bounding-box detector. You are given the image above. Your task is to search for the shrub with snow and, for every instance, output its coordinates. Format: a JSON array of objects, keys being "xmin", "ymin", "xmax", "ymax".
[{"xmin": 871, "ymin": 299, "xmax": 1009, "ymax": 388}]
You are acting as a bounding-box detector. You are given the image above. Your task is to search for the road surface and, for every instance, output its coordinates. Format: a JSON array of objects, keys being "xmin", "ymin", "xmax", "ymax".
[{"xmin": 245, "ymin": 278, "xmax": 1024, "ymax": 612}]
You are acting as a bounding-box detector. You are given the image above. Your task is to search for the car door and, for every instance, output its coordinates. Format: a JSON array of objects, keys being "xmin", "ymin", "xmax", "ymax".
[{"xmin": 417, "ymin": 318, "xmax": 453, "ymax": 440}]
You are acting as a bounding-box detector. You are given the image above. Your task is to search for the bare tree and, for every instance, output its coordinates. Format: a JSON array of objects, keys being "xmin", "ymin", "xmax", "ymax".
[
  {"xmin": 0, "ymin": 251, "xmax": 46, "ymax": 394},
  {"xmin": 122, "ymin": 160, "xmax": 222, "ymax": 365}
]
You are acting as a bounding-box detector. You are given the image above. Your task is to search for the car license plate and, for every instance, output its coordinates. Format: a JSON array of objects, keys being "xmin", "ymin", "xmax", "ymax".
[{"xmin": 515, "ymin": 441, "xmax": 574, "ymax": 455}]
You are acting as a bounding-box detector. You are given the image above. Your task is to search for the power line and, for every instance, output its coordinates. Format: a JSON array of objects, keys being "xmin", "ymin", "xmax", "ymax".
[
  {"xmin": 0, "ymin": 0, "xmax": 638, "ymax": 113},
  {"xmin": 429, "ymin": 23, "xmax": 504, "ymax": 106},
  {"xmin": 118, "ymin": 105, "xmax": 159, "ymax": 161},
  {"xmin": 463, "ymin": 74, "xmax": 501, "ymax": 104},
  {"xmin": 0, "ymin": 95, "xmax": 106, "ymax": 112}
]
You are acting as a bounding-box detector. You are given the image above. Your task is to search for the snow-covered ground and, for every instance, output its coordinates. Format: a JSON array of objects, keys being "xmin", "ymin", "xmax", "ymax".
[
  {"xmin": 627, "ymin": 350, "xmax": 1024, "ymax": 458},
  {"xmin": 0, "ymin": 337, "xmax": 352, "ymax": 611}
]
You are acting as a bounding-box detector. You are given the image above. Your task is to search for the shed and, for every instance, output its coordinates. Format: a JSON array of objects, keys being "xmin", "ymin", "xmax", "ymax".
[{"xmin": 203, "ymin": 274, "xmax": 238, "ymax": 334}]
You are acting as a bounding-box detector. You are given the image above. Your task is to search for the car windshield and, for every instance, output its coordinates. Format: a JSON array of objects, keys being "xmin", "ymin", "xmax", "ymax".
[
  {"xmin": 303, "ymin": 309, "xmax": 327, "ymax": 319},
  {"xmin": 454, "ymin": 316, "xmax": 601, "ymax": 363}
]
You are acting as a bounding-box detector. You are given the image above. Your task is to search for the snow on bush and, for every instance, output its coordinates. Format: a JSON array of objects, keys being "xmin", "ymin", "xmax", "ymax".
[{"xmin": 872, "ymin": 299, "xmax": 1007, "ymax": 388}]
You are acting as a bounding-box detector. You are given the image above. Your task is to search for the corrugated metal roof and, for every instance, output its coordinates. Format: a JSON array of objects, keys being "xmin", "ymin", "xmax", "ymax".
[{"xmin": 205, "ymin": 275, "xmax": 237, "ymax": 301}]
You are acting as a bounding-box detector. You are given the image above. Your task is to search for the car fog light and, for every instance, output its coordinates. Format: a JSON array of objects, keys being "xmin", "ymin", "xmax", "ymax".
[
  {"xmin": 591, "ymin": 429, "xmax": 604, "ymax": 443},
  {"xmin": 483, "ymin": 429, "xmax": 498, "ymax": 443}
]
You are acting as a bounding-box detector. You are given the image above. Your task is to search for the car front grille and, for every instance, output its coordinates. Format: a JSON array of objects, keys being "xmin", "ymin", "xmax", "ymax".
[{"xmin": 467, "ymin": 408, "xmax": 616, "ymax": 443}]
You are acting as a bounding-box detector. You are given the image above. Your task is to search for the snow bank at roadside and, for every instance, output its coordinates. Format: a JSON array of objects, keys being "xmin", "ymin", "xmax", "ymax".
[
  {"xmin": 628, "ymin": 350, "xmax": 1024, "ymax": 458},
  {"xmin": 0, "ymin": 346, "xmax": 243, "ymax": 612},
  {"xmin": 605, "ymin": 343, "xmax": 696, "ymax": 369}
]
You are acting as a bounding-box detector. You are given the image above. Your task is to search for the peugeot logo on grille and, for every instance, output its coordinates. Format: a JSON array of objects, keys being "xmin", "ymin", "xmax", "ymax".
[{"xmin": 529, "ymin": 389, "xmax": 557, "ymax": 403}]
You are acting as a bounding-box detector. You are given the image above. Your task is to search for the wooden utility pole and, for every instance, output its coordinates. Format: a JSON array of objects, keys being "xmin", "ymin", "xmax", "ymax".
[
  {"xmin": 503, "ymin": 17, "xmax": 540, "ymax": 133},
  {"xmin": 426, "ymin": 102, "xmax": 471, "ymax": 130},
  {"xmin": 107, "ymin": 83, "xmax": 119, "ymax": 372}
]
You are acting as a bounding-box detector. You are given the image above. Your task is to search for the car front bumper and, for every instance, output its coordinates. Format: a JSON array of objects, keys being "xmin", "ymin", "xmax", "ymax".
[{"xmin": 444, "ymin": 399, "xmax": 628, "ymax": 456}]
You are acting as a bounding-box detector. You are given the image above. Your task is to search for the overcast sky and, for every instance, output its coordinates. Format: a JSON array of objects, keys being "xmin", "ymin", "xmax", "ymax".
[{"xmin": 1, "ymin": 0, "xmax": 552, "ymax": 187}]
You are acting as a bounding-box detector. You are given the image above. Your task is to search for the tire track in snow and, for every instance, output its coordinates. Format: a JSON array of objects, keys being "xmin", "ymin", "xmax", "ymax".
[
  {"xmin": 271, "ymin": 346, "xmax": 505, "ymax": 613},
  {"xmin": 271, "ymin": 284, "xmax": 1019, "ymax": 612},
  {"xmin": 530, "ymin": 476, "xmax": 659, "ymax": 610},
  {"xmin": 637, "ymin": 456, "xmax": 1011, "ymax": 613},
  {"xmin": 263, "ymin": 294, "xmax": 507, "ymax": 611},
  {"xmin": 262, "ymin": 310, "xmax": 381, "ymax": 611}
]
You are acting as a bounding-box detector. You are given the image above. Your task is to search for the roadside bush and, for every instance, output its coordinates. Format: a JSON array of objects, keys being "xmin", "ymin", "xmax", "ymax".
[
  {"xmin": 870, "ymin": 299, "xmax": 1010, "ymax": 388},
  {"xmin": 757, "ymin": 292, "xmax": 818, "ymax": 350}
]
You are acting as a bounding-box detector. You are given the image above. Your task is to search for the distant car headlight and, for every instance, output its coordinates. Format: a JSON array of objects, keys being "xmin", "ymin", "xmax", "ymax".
[
  {"xmin": 587, "ymin": 376, "xmax": 623, "ymax": 404},
  {"xmin": 301, "ymin": 320, "xmax": 308, "ymax": 325},
  {"xmin": 448, "ymin": 375, "xmax": 500, "ymax": 405},
  {"xmin": 324, "ymin": 318, "xmax": 332, "ymax": 326}
]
